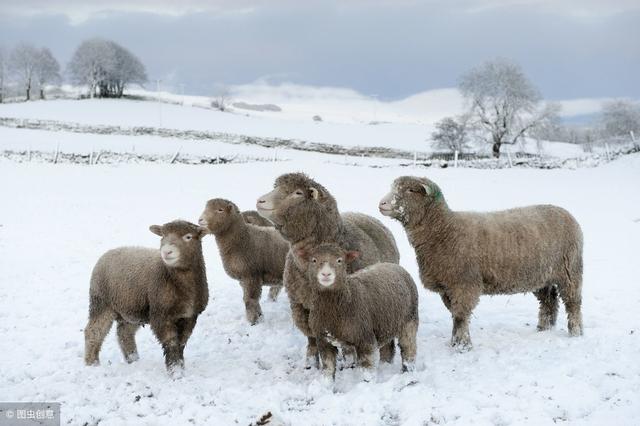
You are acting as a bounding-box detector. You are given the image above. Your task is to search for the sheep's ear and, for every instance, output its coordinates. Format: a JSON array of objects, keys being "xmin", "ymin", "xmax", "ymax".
[
  {"xmin": 149, "ymin": 225, "xmax": 163, "ymax": 236},
  {"xmin": 421, "ymin": 183, "xmax": 434, "ymax": 197},
  {"xmin": 296, "ymin": 248, "xmax": 309, "ymax": 261},
  {"xmin": 345, "ymin": 251, "xmax": 360, "ymax": 263},
  {"xmin": 308, "ymin": 187, "xmax": 322, "ymax": 200}
]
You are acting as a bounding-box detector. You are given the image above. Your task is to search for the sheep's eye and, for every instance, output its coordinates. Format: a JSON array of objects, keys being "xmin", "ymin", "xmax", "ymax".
[
  {"xmin": 311, "ymin": 258, "xmax": 317, "ymax": 263},
  {"xmin": 294, "ymin": 190, "xmax": 304, "ymax": 196},
  {"xmin": 408, "ymin": 188, "xmax": 416, "ymax": 193},
  {"xmin": 217, "ymin": 208, "xmax": 224, "ymax": 213},
  {"xmin": 337, "ymin": 258, "xmax": 343, "ymax": 264},
  {"xmin": 183, "ymin": 234, "xmax": 193, "ymax": 241}
]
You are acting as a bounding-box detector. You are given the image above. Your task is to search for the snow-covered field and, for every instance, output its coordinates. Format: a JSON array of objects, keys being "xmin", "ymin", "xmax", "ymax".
[
  {"xmin": 1, "ymin": 97, "xmax": 639, "ymax": 425},
  {"xmin": 1, "ymin": 143, "xmax": 639, "ymax": 424},
  {"xmin": 0, "ymin": 99, "xmax": 586, "ymax": 158}
]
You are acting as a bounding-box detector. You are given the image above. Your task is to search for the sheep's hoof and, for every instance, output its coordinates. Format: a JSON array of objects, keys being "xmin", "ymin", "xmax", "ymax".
[
  {"xmin": 401, "ymin": 361, "xmax": 416, "ymax": 373},
  {"xmin": 247, "ymin": 311, "xmax": 263, "ymax": 325},
  {"xmin": 304, "ymin": 353, "xmax": 320, "ymax": 370},
  {"xmin": 339, "ymin": 351, "xmax": 357, "ymax": 370},
  {"xmin": 84, "ymin": 359, "xmax": 99, "ymax": 367},
  {"xmin": 568, "ymin": 325, "xmax": 584, "ymax": 337},
  {"xmin": 167, "ymin": 362, "xmax": 185, "ymax": 379},
  {"xmin": 451, "ymin": 337, "xmax": 473, "ymax": 352},
  {"xmin": 360, "ymin": 368, "xmax": 376, "ymax": 383},
  {"xmin": 125, "ymin": 353, "xmax": 140, "ymax": 363}
]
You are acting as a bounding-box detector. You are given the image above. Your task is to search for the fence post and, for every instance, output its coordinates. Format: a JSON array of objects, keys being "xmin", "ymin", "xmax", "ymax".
[
  {"xmin": 413, "ymin": 151, "xmax": 417, "ymax": 167},
  {"xmin": 170, "ymin": 145, "xmax": 182, "ymax": 164},
  {"xmin": 454, "ymin": 150, "xmax": 459, "ymax": 168},
  {"xmin": 53, "ymin": 143, "xmax": 60, "ymax": 164},
  {"xmin": 605, "ymin": 142, "xmax": 611, "ymax": 162},
  {"xmin": 631, "ymin": 131, "xmax": 637, "ymax": 149}
]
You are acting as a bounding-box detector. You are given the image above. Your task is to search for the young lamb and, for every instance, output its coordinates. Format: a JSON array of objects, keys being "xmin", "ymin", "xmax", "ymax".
[
  {"xmin": 198, "ymin": 199, "xmax": 288, "ymax": 324},
  {"xmin": 256, "ymin": 172, "xmax": 400, "ymax": 367},
  {"xmin": 299, "ymin": 244, "xmax": 419, "ymax": 380},
  {"xmin": 241, "ymin": 210, "xmax": 275, "ymax": 227},
  {"xmin": 84, "ymin": 220, "xmax": 209, "ymax": 375},
  {"xmin": 379, "ymin": 176, "xmax": 584, "ymax": 350}
]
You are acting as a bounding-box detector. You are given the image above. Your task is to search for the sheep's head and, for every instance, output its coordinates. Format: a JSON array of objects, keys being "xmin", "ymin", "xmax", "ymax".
[
  {"xmin": 297, "ymin": 243, "xmax": 359, "ymax": 291},
  {"xmin": 149, "ymin": 220, "xmax": 207, "ymax": 268},
  {"xmin": 379, "ymin": 176, "xmax": 446, "ymax": 226},
  {"xmin": 198, "ymin": 199, "xmax": 241, "ymax": 235},
  {"xmin": 256, "ymin": 173, "xmax": 339, "ymax": 240},
  {"xmin": 241, "ymin": 210, "xmax": 274, "ymax": 227}
]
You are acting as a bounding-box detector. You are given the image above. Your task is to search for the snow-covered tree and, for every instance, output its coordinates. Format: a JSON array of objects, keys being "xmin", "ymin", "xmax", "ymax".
[
  {"xmin": 9, "ymin": 42, "xmax": 40, "ymax": 101},
  {"xmin": 601, "ymin": 99, "xmax": 640, "ymax": 140},
  {"xmin": 431, "ymin": 116, "xmax": 471, "ymax": 153},
  {"xmin": 459, "ymin": 58, "xmax": 559, "ymax": 158},
  {"xmin": 34, "ymin": 48, "xmax": 61, "ymax": 99},
  {"xmin": 68, "ymin": 38, "xmax": 147, "ymax": 98}
]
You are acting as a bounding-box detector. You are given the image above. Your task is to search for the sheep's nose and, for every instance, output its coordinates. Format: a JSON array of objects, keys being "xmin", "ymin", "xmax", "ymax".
[
  {"xmin": 164, "ymin": 249, "xmax": 173, "ymax": 255},
  {"xmin": 321, "ymin": 272, "xmax": 331, "ymax": 277},
  {"xmin": 257, "ymin": 199, "xmax": 265, "ymax": 204},
  {"xmin": 198, "ymin": 217, "xmax": 206, "ymax": 226},
  {"xmin": 379, "ymin": 200, "xmax": 388, "ymax": 206}
]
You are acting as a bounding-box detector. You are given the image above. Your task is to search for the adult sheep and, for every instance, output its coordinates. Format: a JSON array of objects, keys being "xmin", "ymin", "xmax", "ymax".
[
  {"xmin": 379, "ymin": 176, "xmax": 583, "ymax": 350},
  {"xmin": 256, "ymin": 173, "xmax": 400, "ymax": 367}
]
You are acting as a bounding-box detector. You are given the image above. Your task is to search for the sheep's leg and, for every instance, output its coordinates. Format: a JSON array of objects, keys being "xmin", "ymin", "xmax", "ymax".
[
  {"xmin": 267, "ymin": 285, "xmax": 282, "ymax": 302},
  {"xmin": 398, "ymin": 320, "xmax": 418, "ymax": 372},
  {"xmin": 176, "ymin": 316, "xmax": 198, "ymax": 359},
  {"xmin": 151, "ymin": 318, "xmax": 183, "ymax": 374},
  {"xmin": 355, "ymin": 342, "xmax": 376, "ymax": 382},
  {"xmin": 84, "ymin": 308, "xmax": 116, "ymax": 366},
  {"xmin": 240, "ymin": 278, "xmax": 263, "ymax": 325},
  {"xmin": 317, "ymin": 336, "xmax": 338, "ymax": 379},
  {"xmin": 379, "ymin": 340, "xmax": 396, "ymax": 364},
  {"xmin": 116, "ymin": 321, "xmax": 140, "ymax": 363},
  {"xmin": 290, "ymin": 302, "xmax": 319, "ymax": 368},
  {"xmin": 558, "ymin": 275, "xmax": 583, "ymax": 337},
  {"xmin": 340, "ymin": 345, "xmax": 357, "ymax": 369},
  {"xmin": 448, "ymin": 289, "xmax": 478, "ymax": 351},
  {"xmin": 534, "ymin": 285, "xmax": 559, "ymax": 331}
]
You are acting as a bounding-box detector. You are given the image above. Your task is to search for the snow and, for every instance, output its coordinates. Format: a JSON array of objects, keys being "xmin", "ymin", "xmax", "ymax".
[
  {"xmin": 0, "ymin": 98, "xmax": 588, "ymax": 158},
  {"xmin": 1, "ymin": 134, "xmax": 640, "ymax": 424}
]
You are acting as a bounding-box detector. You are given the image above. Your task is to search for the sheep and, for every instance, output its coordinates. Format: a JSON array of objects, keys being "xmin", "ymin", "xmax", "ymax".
[
  {"xmin": 256, "ymin": 172, "xmax": 400, "ymax": 367},
  {"xmin": 241, "ymin": 210, "xmax": 275, "ymax": 227},
  {"xmin": 298, "ymin": 243, "xmax": 419, "ymax": 380},
  {"xmin": 198, "ymin": 199, "xmax": 288, "ymax": 324},
  {"xmin": 379, "ymin": 176, "xmax": 584, "ymax": 350},
  {"xmin": 84, "ymin": 220, "xmax": 209, "ymax": 375}
]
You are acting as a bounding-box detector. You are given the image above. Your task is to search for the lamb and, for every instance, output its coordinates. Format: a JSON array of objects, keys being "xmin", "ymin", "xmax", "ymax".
[
  {"xmin": 198, "ymin": 199, "xmax": 288, "ymax": 324},
  {"xmin": 256, "ymin": 172, "xmax": 400, "ymax": 367},
  {"xmin": 379, "ymin": 176, "xmax": 584, "ymax": 350},
  {"xmin": 84, "ymin": 220, "xmax": 209, "ymax": 375},
  {"xmin": 241, "ymin": 210, "xmax": 275, "ymax": 227},
  {"xmin": 298, "ymin": 243, "xmax": 419, "ymax": 380}
]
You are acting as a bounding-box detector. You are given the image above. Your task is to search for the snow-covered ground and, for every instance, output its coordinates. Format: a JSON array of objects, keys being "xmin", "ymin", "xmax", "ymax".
[
  {"xmin": 0, "ymin": 98, "xmax": 587, "ymax": 158},
  {"xmin": 1, "ymin": 142, "xmax": 639, "ymax": 424}
]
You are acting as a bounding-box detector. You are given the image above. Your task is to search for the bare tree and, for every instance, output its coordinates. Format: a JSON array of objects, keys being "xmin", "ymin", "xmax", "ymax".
[
  {"xmin": 459, "ymin": 58, "xmax": 559, "ymax": 158},
  {"xmin": 211, "ymin": 85, "xmax": 231, "ymax": 111},
  {"xmin": 601, "ymin": 99, "xmax": 640, "ymax": 140},
  {"xmin": 34, "ymin": 48, "xmax": 61, "ymax": 99},
  {"xmin": 431, "ymin": 115, "xmax": 471, "ymax": 153},
  {"xmin": 9, "ymin": 42, "xmax": 40, "ymax": 101},
  {"xmin": 68, "ymin": 38, "xmax": 147, "ymax": 98}
]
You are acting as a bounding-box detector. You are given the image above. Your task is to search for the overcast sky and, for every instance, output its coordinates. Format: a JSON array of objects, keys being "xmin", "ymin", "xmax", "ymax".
[{"xmin": 1, "ymin": 0, "xmax": 638, "ymax": 101}]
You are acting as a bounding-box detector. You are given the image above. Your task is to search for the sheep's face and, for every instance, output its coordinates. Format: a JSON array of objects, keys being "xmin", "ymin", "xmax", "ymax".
[
  {"xmin": 256, "ymin": 173, "xmax": 332, "ymax": 228},
  {"xmin": 379, "ymin": 176, "xmax": 444, "ymax": 226},
  {"xmin": 149, "ymin": 220, "xmax": 206, "ymax": 268},
  {"xmin": 298, "ymin": 244, "xmax": 359, "ymax": 291},
  {"xmin": 199, "ymin": 199, "xmax": 240, "ymax": 235}
]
